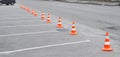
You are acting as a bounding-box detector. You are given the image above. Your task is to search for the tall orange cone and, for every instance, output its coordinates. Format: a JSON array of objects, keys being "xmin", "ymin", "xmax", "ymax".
[
  {"xmin": 102, "ymin": 32, "xmax": 113, "ymax": 51},
  {"xmin": 41, "ymin": 11, "xmax": 45, "ymax": 20},
  {"xmin": 70, "ymin": 21, "xmax": 77, "ymax": 35},
  {"xmin": 57, "ymin": 17, "xmax": 63, "ymax": 28},
  {"xmin": 46, "ymin": 13, "xmax": 51, "ymax": 23}
]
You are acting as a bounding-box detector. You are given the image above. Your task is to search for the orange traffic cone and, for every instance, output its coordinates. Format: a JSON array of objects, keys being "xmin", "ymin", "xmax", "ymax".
[
  {"xmin": 57, "ymin": 17, "xmax": 63, "ymax": 28},
  {"xmin": 46, "ymin": 13, "xmax": 51, "ymax": 23},
  {"xmin": 23, "ymin": 6, "xmax": 26, "ymax": 10},
  {"xmin": 25, "ymin": 7, "xmax": 28, "ymax": 11},
  {"xmin": 28, "ymin": 8, "xmax": 31, "ymax": 13},
  {"xmin": 22, "ymin": 6, "xmax": 25, "ymax": 10},
  {"xmin": 41, "ymin": 11, "xmax": 45, "ymax": 20},
  {"xmin": 20, "ymin": 5, "xmax": 23, "ymax": 9},
  {"xmin": 26, "ymin": 7, "xmax": 30, "ymax": 13},
  {"xmin": 70, "ymin": 21, "xmax": 77, "ymax": 35},
  {"xmin": 31, "ymin": 9, "xmax": 35, "ymax": 15},
  {"xmin": 102, "ymin": 32, "xmax": 113, "ymax": 51},
  {"xmin": 25, "ymin": 7, "xmax": 27, "ymax": 11},
  {"xmin": 34, "ymin": 12, "xmax": 38, "ymax": 17}
]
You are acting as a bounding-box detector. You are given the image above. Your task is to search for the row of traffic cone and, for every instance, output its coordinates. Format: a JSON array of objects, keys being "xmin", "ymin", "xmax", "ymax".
[
  {"xmin": 20, "ymin": 5, "xmax": 38, "ymax": 17},
  {"xmin": 41, "ymin": 12, "xmax": 51, "ymax": 23},
  {"xmin": 20, "ymin": 5, "xmax": 75, "ymax": 33},
  {"xmin": 41, "ymin": 12, "xmax": 77, "ymax": 35},
  {"xmin": 31, "ymin": 9, "xmax": 38, "ymax": 17},
  {"xmin": 20, "ymin": 4, "xmax": 113, "ymax": 52},
  {"xmin": 40, "ymin": 12, "xmax": 113, "ymax": 51}
]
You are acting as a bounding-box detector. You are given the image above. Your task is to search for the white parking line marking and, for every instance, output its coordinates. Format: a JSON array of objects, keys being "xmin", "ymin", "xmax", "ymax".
[
  {"xmin": 0, "ymin": 25, "xmax": 40, "ymax": 28},
  {"xmin": 0, "ymin": 17, "xmax": 38, "ymax": 19},
  {"xmin": 0, "ymin": 20, "xmax": 41, "ymax": 23},
  {"xmin": 0, "ymin": 40, "xmax": 90, "ymax": 54},
  {"xmin": 0, "ymin": 31, "xmax": 58, "ymax": 37},
  {"xmin": 0, "ymin": 24, "xmax": 55, "ymax": 28}
]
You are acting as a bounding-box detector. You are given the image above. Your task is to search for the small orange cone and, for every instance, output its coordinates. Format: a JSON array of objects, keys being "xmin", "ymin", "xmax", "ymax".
[
  {"xmin": 41, "ymin": 11, "xmax": 45, "ymax": 20},
  {"xmin": 26, "ymin": 7, "xmax": 30, "ymax": 13},
  {"xmin": 25, "ymin": 7, "xmax": 27, "ymax": 11},
  {"xmin": 20, "ymin": 5, "xmax": 23, "ymax": 9},
  {"xmin": 46, "ymin": 13, "xmax": 51, "ymax": 23},
  {"xmin": 23, "ymin": 6, "xmax": 26, "ymax": 10},
  {"xmin": 31, "ymin": 9, "xmax": 35, "ymax": 15},
  {"xmin": 23, "ymin": 6, "xmax": 25, "ymax": 9},
  {"xmin": 34, "ymin": 12, "xmax": 38, "ymax": 17},
  {"xmin": 70, "ymin": 21, "xmax": 77, "ymax": 35},
  {"xmin": 102, "ymin": 32, "xmax": 113, "ymax": 51},
  {"xmin": 25, "ymin": 7, "xmax": 28, "ymax": 11},
  {"xmin": 57, "ymin": 17, "xmax": 63, "ymax": 28}
]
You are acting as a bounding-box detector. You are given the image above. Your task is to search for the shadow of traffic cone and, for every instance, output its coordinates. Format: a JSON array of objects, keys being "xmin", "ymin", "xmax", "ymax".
[
  {"xmin": 102, "ymin": 32, "xmax": 113, "ymax": 51},
  {"xmin": 70, "ymin": 21, "xmax": 77, "ymax": 35},
  {"xmin": 46, "ymin": 13, "xmax": 51, "ymax": 23},
  {"xmin": 41, "ymin": 11, "xmax": 45, "ymax": 20},
  {"xmin": 57, "ymin": 17, "xmax": 63, "ymax": 28}
]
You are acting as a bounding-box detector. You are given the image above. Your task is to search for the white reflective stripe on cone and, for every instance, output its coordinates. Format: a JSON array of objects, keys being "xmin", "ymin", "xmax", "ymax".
[
  {"xmin": 72, "ymin": 24, "xmax": 75, "ymax": 26},
  {"xmin": 106, "ymin": 36, "xmax": 109, "ymax": 38},
  {"xmin": 105, "ymin": 42, "xmax": 110, "ymax": 45},
  {"xmin": 72, "ymin": 28, "xmax": 76, "ymax": 30},
  {"xmin": 58, "ymin": 22, "xmax": 62, "ymax": 24}
]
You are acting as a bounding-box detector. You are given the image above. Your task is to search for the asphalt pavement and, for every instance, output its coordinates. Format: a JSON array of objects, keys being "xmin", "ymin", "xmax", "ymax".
[{"xmin": 0, "ymin": 0, "xmax": 120, "ymax": 57}]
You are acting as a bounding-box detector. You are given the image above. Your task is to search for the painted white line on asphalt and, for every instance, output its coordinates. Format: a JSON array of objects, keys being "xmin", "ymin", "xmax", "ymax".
[
  {"xmin": 0, "ymin": 24, "xmax": 55, "ymax": 28},
  {"xmin": 0, "ymin": 31, "xmax": 58, "ymax": 37},
  {"xmin": 0, "ymin": 25, "xmax": 40, "ymax": 28},
  {"xmin": 0, "ymin": 20, "xmax": 39, "ymax": 23},
  {"xmin": 0, "ymin": 40, "xmax": 90, "ymax": 54},
  {"xmin": 0, "ymin": 16, "xmax": 38, "ymax": 19}
]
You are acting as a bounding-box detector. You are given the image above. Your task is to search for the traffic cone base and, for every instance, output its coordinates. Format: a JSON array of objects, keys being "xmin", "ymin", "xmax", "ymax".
[
  {"xmin": 57, "ymin": 24, "xmax": 63, "ymax": 28},
  {"xmin": 47, "ymin": 18, "xmax": 51, "ymax": 23},
  {"xmin": 70, "ymin": 29, "xmax": 77, "ymax": 35},
  {"xmin": 102, "ymin": 48, "xmax": 112, "ymax": 51},
  {"xmin": 57, "ymin": 22, "xmax": 63, "ymax": 28},
  {"xmin": 41, "ymin": 17, "xmax": 44, "ymax": 20},
  {"xmin": 70, "ymin": 32, "xmax": 77, "ymax": 35}
]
